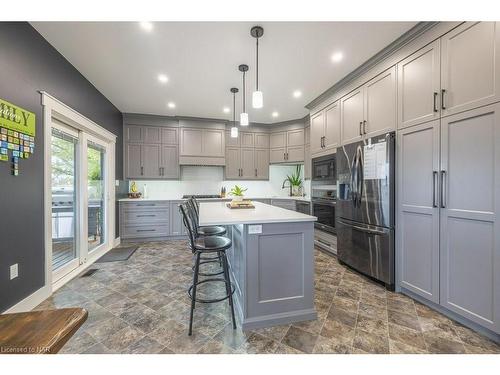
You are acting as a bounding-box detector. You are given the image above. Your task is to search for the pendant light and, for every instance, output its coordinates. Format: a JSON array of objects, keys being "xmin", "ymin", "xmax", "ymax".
[
  {"xmin": 239, "ymin": 64, "xmax": 249, "ymax": 126},
  {"xmin": 251, "ymin": 26, "xmax": 264, "ymax": 109},
  {"xmin": 230, "ymin": 87, "xmax": 239, "ymax": 138}
]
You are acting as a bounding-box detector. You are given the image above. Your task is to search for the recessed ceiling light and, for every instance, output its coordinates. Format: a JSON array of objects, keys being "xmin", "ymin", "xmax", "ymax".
[
  {"xmin": 223, "ymin": 107, "xmax": 230, "ymax": 113},
  {"xmin": 331, "ymin": 51, "xmax": 343, "ymax": 63},
  {"xmin": 139, "ymin": 22, "xmax": 154, "ymax": 32},
  {"xmin": 293, "ymin": 90, "xmax": 302, "ymax": 98},
  {"xmin": 158, "ymin": 74, "xmax": 168, "ymax": 83},
  {"xmin": 167, "ymin": 102, "xmax": 176, "ymax": 109},
  {"xmin": 272, "ymin": 111, "xmax": 279, "ymax": 118}
]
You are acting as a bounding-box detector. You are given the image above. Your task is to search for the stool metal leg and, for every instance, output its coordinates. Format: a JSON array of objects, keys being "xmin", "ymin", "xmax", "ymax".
[
  {"xmin": 221, "ymin": 252, "xmax": 237, "ymax": 330},
  {"xmin": 189, "ymin": 252, "xmax": 201, "ymax": 336}
]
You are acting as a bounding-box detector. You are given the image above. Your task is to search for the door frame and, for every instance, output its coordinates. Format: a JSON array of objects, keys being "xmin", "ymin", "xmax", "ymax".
[{"xmin": 42, "ymin": 92, "xmax": 116, "ymax": 292}]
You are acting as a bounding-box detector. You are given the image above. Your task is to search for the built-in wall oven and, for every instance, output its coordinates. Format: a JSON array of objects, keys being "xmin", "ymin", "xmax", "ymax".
[{"xmin": 311, "ymin": 153, "xmax": 337, "ymax": 237}]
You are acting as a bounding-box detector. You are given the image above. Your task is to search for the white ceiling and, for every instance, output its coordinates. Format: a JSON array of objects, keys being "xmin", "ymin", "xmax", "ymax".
[{"xmin": 31, "ymin": 22, "xmax": 416, "ymax": 123}]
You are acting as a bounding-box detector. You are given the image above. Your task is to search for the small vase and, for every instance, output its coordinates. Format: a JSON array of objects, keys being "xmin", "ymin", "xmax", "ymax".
[{"xmin": 292, "ymin": 186, "xmax": 301, "ymax": 196}]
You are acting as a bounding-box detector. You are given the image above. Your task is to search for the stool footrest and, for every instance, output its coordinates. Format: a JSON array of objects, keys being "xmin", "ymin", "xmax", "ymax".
[{"xmin": 188, "ymin": 278, "xmax": 235, "ymax": 304}]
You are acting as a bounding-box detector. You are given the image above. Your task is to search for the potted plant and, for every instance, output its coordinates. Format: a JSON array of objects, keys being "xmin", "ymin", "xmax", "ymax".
[
  {"xmin": 229, "ymin": 185, "xmax": 248, "ymax": 202},
  {"xmin": 286, "ymin": 165, "xmax": 303, "ymax": 196}
]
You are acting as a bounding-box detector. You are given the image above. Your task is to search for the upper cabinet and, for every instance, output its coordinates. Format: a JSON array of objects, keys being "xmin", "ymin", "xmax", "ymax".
[
  {"xmin": 441, "ymin": 22, "xmax": 500, "ymax": 116},
  {"xmin": 341, "ymin": 87, "xmax": 365, "ymax": 144},
  {"xmin": 311, "ymin": 101, "xmax": 340, "ymax": 157},
  {"xmin": 124, "ymin": 125, "xmax": 179, "ymax": 180},
  {"xmin": 179, "ymin": 127, "xmax": 225, "ymax": 165},
  {"xmin": 398, "ymin": 40, "xmax": 441, "ymax": 129},
  {"xmin": 270, "ymin": 128, "xmax": 305, "ymax": 163},
  {"xmin": 398, "ymin": 22, "xmax": 500, "ymax": 130}
]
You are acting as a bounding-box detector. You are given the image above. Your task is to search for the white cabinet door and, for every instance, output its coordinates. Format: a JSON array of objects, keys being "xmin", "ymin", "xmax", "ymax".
[
  {"xmin": 270, "ymin": 132, "xmax": 287, "ymax": 149},
  {"xmin": 397, "ymin": 120, "xmax": 440, "ymax": 303},
  {"xmin": 180, "ymin": 128, "xmax": 203, "ymax": 156},
  {"xmin": 324, "ymin": 101, "xmax": 341, "ymax": 152},
  {"xmin": 203, "ymin": 129, "xmax": 224, "ymax": 157},
  {"xmin": 310, "ymin": 110, "xmax": 324, "ymax": 156},
  {"xmin": 241, "ymin": 147, "xmax": 256, "ymax": 179},
  {"xmin": 441, "ymin": 22, "xmax": 500, "ymax": 116},
  {"xmin": 341, "ymin": 87, "xmax": 364, "ymax": 144},
  {"xmin": 225, "ymin": 147, "xmax": 241, "ymax": 179},
  {"xmin": 255, "ymin": 148, "xmax": 269, "ymax": 179},
  {"xmin": 398, "ymin": 40, "xmax": 441, "ymax": 129},
  {"xmin": 270, "ymin": 148, "xmax": 286, "ymax": 163},
  {"xmin": 287, "ymin": 129, "xmax": 305, "ymax": 147},
  {"xmin": 364, "ymin": 66, "xmax": 397, "ymax": 137},
  {"xmin": 254, "ymin": 133, "xmax": 270, "ymax": 148},
  {"xmin": 439, "ymin": 103, "xmax": 500, "ymax": 333}
]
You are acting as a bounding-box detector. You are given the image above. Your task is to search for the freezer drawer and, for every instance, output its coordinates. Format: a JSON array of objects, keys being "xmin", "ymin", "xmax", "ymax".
[{"xmin": 337, "ymin": 218, "xmax": 394, "ymax": 287}]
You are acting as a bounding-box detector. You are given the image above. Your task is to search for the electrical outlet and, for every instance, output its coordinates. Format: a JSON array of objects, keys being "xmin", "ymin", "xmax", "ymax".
[
  {"xmin": 248, "ymin": 225, "xmax": 262, "ymax": 234},
  {"xmin": 10, "ymin": 263, "xmax": 18, "ymax": 280}
]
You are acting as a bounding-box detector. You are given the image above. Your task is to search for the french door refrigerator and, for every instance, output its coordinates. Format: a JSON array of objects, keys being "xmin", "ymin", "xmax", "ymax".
[{"xmin": 336, "ymin": 132, "xmax": 395, "ymax": 289}]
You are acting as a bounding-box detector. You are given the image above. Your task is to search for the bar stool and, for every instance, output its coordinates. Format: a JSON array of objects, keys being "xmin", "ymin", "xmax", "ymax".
[
  {"xmin": 179, "ymin": 203, "xmax": 237, "ymax": 336},
  {"xmin": 187, "ymin": 197, "xmax": 226, "ymax": 237}
]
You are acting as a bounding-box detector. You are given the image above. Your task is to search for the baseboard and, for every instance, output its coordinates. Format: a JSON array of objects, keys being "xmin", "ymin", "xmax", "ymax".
[{"xmin": 3, "ymin": 285, "xmax": 51, "ymax": 314}]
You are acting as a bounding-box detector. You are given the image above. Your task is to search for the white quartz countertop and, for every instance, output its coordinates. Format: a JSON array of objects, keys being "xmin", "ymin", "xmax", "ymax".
[
  {"xmin": 119, "ymin": 196, "xmax": 311, "ymax": 202},
  {"xmin": 198, "ymin": 201, "xmax": 317, "ymax": 226}
]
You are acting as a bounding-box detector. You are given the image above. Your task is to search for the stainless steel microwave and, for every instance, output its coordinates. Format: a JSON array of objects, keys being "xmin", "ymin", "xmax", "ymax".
[{"xmin": 312, "ymin": 154, "xmax": 336, "ymax": 182}]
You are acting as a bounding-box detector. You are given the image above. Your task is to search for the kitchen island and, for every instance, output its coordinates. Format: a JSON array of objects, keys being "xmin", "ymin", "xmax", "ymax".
[{"xmin": 198, "ymin": 201, "xmax": 317, "ymax": 330}]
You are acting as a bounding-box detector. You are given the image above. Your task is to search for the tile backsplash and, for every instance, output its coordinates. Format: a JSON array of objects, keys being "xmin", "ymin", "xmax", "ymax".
[{"xmin": 128, "ymin": 165, "xmax": 310, "ymax": 199}]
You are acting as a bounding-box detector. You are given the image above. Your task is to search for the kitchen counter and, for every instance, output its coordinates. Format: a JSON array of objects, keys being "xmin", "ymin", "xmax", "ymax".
[
  {"xmin": 199, "ymin": 201, "xmax": 316, "ymax": 226},
  {"xmin": 198, "ymin": 200, "xmax": 317, "ymax": 330},
  {"xmin": 118, "ymin": 196, "xmax": 310, "ymax": 202}
]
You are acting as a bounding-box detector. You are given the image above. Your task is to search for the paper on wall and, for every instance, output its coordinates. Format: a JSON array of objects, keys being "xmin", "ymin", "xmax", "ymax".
[{"xmin": 363, "ymin": 141, "xmax": 387, "ymax": 180}]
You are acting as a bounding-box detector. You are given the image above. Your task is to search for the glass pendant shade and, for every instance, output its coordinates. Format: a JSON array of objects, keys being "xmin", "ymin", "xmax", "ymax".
[
  {"xmin": 230, "ymin": 126, "xmax": 238, "ymax": 138},
  {"xmin": 252, "ymin": 91, "xmax": 263, "ymax": 109},
  {"xmin": 240, "ymin": 112, "xmax": 249, "ymax": 126}
]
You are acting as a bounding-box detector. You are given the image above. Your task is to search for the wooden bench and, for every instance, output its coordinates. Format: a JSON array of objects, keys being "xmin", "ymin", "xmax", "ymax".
[{"xmin": 0, "ymin": 308, "xmax": 88, "ymax": 354}]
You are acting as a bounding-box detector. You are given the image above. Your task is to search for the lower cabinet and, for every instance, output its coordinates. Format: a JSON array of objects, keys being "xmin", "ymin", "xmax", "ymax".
[
  {"xmin": 170, "ymin": 201, "xmax": 187, "ymax": 236},
  {"xmin": 120, "ymin": 201, "xmax": 170, "ymax": 240},
  {"xmin": 397, "ymin": 103, "xmax": 500, "ymax": 334},
  {"xmin": 270, "ymin": 199, "xmax": 296, "ymax": 211}
]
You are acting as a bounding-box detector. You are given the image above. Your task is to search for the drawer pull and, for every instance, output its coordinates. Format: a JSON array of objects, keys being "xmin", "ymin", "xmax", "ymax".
[
  {"xmin": 137, "ymin": 229, "xmax": 156, "ymax": 232},
  {"xmin": 137, "ymin": 204, "xmax": 155, "ymax": 207},
  {"xmin": 137, "ymin": 214, "xmax": 156, "ymax": 218}
]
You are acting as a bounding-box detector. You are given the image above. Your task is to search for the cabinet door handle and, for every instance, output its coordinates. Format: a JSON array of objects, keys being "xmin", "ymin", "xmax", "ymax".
[
  {"xmin": 363, "ymin": 120, "xmax": 367, "ymax": 135},
  {"xmin": 432, "ymin": 171, "xmax": 438, "ymax": 208},
  {"xmin": 284, "ymin": 152, "xmax": 286, "ymax": 160},
  {"xmin": 440, "ymin": 170, "xmax": 446, "ymax": 208},
  {"xmin": 159, "ymin": 167, "xmax": 162, "ymax": 176},
  {"xmin": 255, "ymin": 168, "xmax": 257, "ymax": 177},
  {"xmin": 433, "ymin": 92, "xmax": 439, "ymax": 112},
  {"xmin": 359, "ymin": 122, "xmax": 363, "ymax": 136},
  {"xmin": 141, "ymin": 166, "xmax": 144, "ymax": 176},
  {"xmin": 441, "ymin": 89, "xmax": 446, "ymax": 110}
]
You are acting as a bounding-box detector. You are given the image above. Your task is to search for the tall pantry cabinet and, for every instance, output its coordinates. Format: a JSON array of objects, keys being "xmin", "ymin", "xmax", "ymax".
[{"xmin": 397, "ymin": 22, "xmax": 500, "ymax": 334}]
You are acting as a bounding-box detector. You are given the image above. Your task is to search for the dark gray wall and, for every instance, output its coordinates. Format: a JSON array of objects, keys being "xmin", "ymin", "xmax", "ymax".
[{"xmin": 0, "ymin": 22, "xmax": 123, "ymax": 312}]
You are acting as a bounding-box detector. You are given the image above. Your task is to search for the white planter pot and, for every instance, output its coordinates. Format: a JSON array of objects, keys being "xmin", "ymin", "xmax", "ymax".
[{"xmin": 232, "ymin": 196, "xmax": 244, "ymax": 202}]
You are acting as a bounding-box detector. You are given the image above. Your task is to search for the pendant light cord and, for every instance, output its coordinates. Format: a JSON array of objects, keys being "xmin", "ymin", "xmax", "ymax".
[
  {"xmin": 233, "ymin": 92, "xmax": 236, "ymax": 123},
  {"xmin": 256, "ymin": 38, "xmax": 259, "ymax": 91},
  {"xmin": 242, "ymin": 71, "xmax": 246, "ymax": 112}
]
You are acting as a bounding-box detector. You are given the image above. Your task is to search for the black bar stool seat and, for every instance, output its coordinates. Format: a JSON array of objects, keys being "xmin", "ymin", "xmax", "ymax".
[
  {"xmin": 197, "ymin": 225, "xmax": 227, "ymax": 237},
  {"xmin": 195, "ymin": 236, "xmax": 232, "ymax": 252}
]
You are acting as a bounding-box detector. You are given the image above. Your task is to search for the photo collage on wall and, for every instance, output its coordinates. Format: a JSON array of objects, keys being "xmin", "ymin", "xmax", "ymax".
[{"xmin": 0, "ymin": 98, "xmax": 36, "ymax": 176}]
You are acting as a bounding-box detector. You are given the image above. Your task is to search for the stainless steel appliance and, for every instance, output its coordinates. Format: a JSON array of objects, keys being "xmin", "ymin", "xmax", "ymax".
[
  {"xmin": 336, "ymin": 132, "xmax": 395, "ymax": 289},
  {"xmin": 295, "ymin": 201, "xmax": 311, "ymax": 215},
  {"xmin": 311, "ymin": 153, "xmax": 337, "ymax": 236}
]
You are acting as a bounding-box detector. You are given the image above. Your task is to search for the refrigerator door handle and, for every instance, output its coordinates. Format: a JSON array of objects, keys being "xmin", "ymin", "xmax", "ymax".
[
  {"xmin": 432, "ymin": 171, "xmax": 438, "ymax": 208},
  {"xmin": 356, "ymin": 145, "xmax": 364, "ymax": 206},
  {"xmin": 338, "ymin": 219, "xmax": 389, "ymax": 236}
]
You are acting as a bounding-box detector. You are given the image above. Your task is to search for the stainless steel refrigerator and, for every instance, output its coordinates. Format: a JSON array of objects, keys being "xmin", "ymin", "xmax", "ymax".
[{"xmin": 336, "ymin": 132, "xmax": 395, "ymax": 290}]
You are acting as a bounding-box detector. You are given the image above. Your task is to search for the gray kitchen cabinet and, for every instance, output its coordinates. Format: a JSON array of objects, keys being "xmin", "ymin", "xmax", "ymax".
[
  {"xmin": 441, "ymin": 22, "xmax": 500, "ymax": 117},
  {"xmin": 225, "ymin": 131, "xmax": 240, "ymax": 147},
  {"xmin": 161, "ymin": 127, "xmax": 178, "ymax": 145},
  {"xmin": 143, "ymin": 144, "xmax": 161, "ymax": 178},
  {"xmin": 287, "ymin": 129, "xmax": 305, "ymax": 147},
  {"xmin": 180, "ymin": 128, "xmax": 203, "ymax": 156},
  {"xmin": 241, "ymin": 132, "xmax": 254, "ymax": 147},
  {"xmin": 225, "ymin": 147, "xmax": 241, "ymax": 179},
  {"xmin": 341, "ymin": 87, "xmax": 364, "ymax": 144},
  {"xmin": 304, "ymin": 144, "xmax": 311, "ymax": 180},
  {"xmin": 125, "ymin": 125, "xmax": 143, "ymax": 143},
  {"xmin": 270, "ymin": 132, "xmax": 287, "ymax": 149},
  {"xmin": 270, "ymin": 199, "xmax": 296, "ymax": 211},
  {"xmin": 144, "ymin": 127, "xmax": 161, "ymax": 144},
  {"xmin": 125, "ymin": 143, "xmax": 143, "ymax": 178},
  {"xmin": 439, "ymin": 103, "xmax": 500, "ymax": 333},
  {"xmin": 304, "ymin": 125, "xmax": 310, "ymax": 145},
  {"xmin": 397, "ymin": 120, "xmax": 440, "ymax": 303},
  {"xmin": 255, "ymin": 148, "xmax": 269, "ymax": 179},
  {"xmin": 161, "ymin": 145, "xmax": 179, "ymax": 178},
  {"xmin": 364, "ymin": 66, "xmax": 397, "ymax": 138},
  {"xmin": 270, "ymin": 147, "xmax": 287, "ymax": 163},
  {"xmin": 241, "ymin": 147, "xmax": 255, "ymax": 179},
  {"xmin": 254, "ymin": 133, "xmax": 270, "ymax": 148},
  {"xmin": 120, "ymin": 201, "xmax": 170, "ymax": 240},
  {"xmin": 311, "ymin": 101, "xmax": 341, "ymax": 157},
  {"xmin": 398, "ymin": 40, "xmax": 441, "ymax": 129},
  {"xmin": 170, "ymin": 201, "xmax": 187, "ymax": 236},
  {"xmin": 203, "ymin": 129, "xmax": 225, "ymax": 157},
  {"xmin": 286, "ymin": 145, "xmax": 305, "ymax": 163}
]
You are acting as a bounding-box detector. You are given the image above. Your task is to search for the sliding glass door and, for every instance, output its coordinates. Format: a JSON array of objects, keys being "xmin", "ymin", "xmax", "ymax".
[{"xmin": 51, "ymin": 123, "xmax": 109, "ymax": 282}]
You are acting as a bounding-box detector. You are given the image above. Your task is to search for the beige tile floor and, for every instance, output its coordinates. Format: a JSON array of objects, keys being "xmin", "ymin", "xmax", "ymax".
[{"xmin": 35, "ymin": 240, "xmax": 500, "ymax": 354}]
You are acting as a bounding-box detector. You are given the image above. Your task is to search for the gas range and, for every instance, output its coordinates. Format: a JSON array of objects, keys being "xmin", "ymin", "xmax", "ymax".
[{"xmin": 182, "ymin": 194, "xmax": 222, "ymax": 199}]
